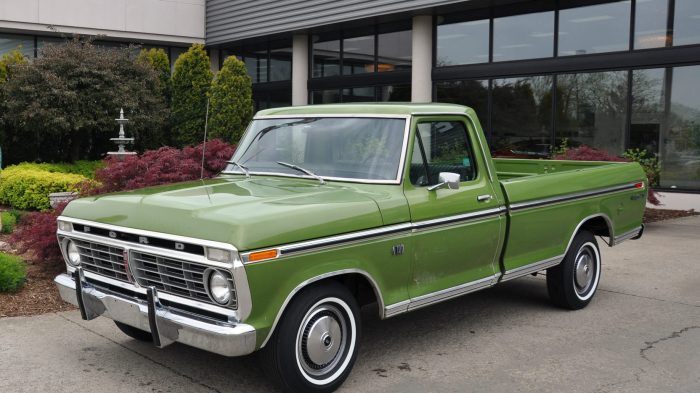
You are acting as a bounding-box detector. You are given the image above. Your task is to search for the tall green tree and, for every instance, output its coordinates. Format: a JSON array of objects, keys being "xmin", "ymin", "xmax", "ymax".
[
  {"xmin": 0, "ymin": 49, "xmax": 28, "ymax": 83},
  {"xmin": 208, "ymin": 56, "xmax": 253, "ymax": 143},
  {"xmin": 0, "ymin": 49, "xmax": 30, "ymax": 165},
  {"xmin": 171, "ymin": 43, "xmax": 212, "ymax": 147},
  {"xmin": 1, "ymin": 38, "xmax": 168, "ymax": 163},
  {"xmin": 137, "ymin": 47, "xmax": 171, "ymax": 102}
]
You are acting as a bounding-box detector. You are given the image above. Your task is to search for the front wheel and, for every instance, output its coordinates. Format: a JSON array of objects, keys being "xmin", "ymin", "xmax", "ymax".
[
  {"xmin": 547, "ymin": 230, "xmax": 601, "ymax": 310},
  {"xmin": 260, "ymin": 281, "xmax": 360, "ymax": 393}
]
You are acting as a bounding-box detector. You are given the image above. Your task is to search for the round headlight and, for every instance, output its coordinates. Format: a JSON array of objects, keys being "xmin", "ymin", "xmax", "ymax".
[
  {"xmin": 66, "ymin": 240, "xmax": 81, "ymax": 266},
  {"xmin": 208, "ymin": 271, "xmax": 232, "ymax": 305}
]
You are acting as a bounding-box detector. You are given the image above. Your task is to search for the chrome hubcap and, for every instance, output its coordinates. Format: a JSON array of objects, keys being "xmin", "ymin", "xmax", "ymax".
[
  {"xmin": 297, "ymin": 304, "xmax": 347, "ymax": 377},
  {"xmin": 574, "ymin": 247, "xmax": 595, "ymax": 294}
]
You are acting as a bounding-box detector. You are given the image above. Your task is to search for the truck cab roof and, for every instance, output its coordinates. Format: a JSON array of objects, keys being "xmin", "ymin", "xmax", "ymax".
[{"xmin": 255, "ymin": 102, "xmax": 476, "ymax": 117}]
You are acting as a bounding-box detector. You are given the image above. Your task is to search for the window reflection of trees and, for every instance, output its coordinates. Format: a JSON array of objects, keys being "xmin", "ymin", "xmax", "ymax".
[{"xmin": 556, "ymin": 71, "xmax": 628, "ymax": 154}]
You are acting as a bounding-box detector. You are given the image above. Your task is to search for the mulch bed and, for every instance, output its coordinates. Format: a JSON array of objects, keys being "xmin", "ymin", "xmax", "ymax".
[
  {"xmin": 0, "ymin": 207, "xmax": 697, "ymax": 318},
  {"xmin": 0, "ymin": 232, "xmax": 76, "ymax": 318},
  {"xmin": 643, "ymin": 208, "xmax": 698, "ymax": 223}
]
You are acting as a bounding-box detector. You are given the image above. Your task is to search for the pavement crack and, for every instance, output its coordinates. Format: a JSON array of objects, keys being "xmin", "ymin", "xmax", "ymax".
[
  {"xmin": 57, "ymin": 313, "xmax": 223, "ymax": 393},
  {"xmin": 639, "ymin": 325, "xmax": 700, "ymax": 363},
  {"xmin": 598, "ymin": 288, "xmax": 699, "ymax": 308}
]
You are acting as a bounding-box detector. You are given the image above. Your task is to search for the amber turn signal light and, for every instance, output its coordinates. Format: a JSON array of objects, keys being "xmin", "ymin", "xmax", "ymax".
[{"xmin": 247, "ymin": 249, "xmax": 279, "ymax": 262}]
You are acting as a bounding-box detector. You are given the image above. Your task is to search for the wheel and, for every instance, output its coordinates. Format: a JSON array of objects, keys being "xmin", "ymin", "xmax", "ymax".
[
  {"xmin": 114, "ymin": 321, "xmax": 153, "ymax": 342},
  {"xmin": 260, "ymin": 281, "xmax": 361, "ymax": 393},
  {"xmin": 546, "ymin": 230, "xmax": 601, "ymax": 310}
]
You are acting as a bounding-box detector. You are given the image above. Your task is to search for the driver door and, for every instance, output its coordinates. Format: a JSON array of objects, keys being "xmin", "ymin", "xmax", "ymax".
[{"xmin": 404, "ymin": 116, "xmax": 503, "ymax": 306}]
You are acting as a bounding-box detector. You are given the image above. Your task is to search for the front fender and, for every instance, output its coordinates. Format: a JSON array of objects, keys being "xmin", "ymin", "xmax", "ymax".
[{"xmin": 242, "ymin": 234, "xmax": 412, "ymax": 349}]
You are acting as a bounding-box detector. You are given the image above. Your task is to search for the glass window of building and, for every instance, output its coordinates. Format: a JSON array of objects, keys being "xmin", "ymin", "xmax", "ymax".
[
  {"xmin": 661, "ymin": 65, "xmax": 700, "ymax": 190},
  {"xmin": 0, "ymin": 34, "xmax": 34, "ymax": 58},
  {"xmin": 379, "ymin": 85, "xmax": 411, "ymax": 101},
  {"xmin": 634, "ymin": 0, "xmax": 670, "ymax": 49},
  {"xmin": 270, "ymin": 45, "xmax": 292, "ymax": 82},
  {"xmin": 673, "ymin": 0, "xmax": 700, "ymax": 46},
  {"xmin": 312, "ymin": 89, "xmax": 341, "ymax": 104},
  {"xmin": 343, "ymin": 33, "xmax": 375, "ymax": 74},
  {"xmin": 342, "ymin": 86, "xmax": 376, "ymax": 102},
  {"xmin": 435, "ymin": 80, "xmax": 489, "ymax": 132},
  {"xmin": 436, "ymin": 18, "xmax": 489, "ymax": 66},
  {"xmin": 555, "ymin": 71, "xmax": 628, "ymax": 154},
  {"xmin": 493, "ymin": 11, "xmax": 554, "ymax": 62},
  {"xmin": 558, "ymin": 1, "xmax": 631, "ymax": 56},
  {"xmin": 377, "ymin": 29, "xmax": 411, "ymax": 72},
  {"xmin": 312, "ymin": 35, "xmax": 341, "ymax": 78},
  {"xmin": 630, "ymin": 68, "xmax": 665, "ymax": 155},
  {"xmin": 491, "ymin": 76, "xmax": 553, "ymax": 158}
]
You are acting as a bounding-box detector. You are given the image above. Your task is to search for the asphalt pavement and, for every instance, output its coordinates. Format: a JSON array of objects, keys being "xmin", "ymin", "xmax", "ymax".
[{"xmin": 1, "ymin": 216, "xmax": 698, "ymax": 393}]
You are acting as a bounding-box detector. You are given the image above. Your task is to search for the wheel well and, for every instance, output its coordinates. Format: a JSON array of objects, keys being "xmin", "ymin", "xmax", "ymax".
[
  {"xmin": 328, "ymin": 273, "xmax": 379, "ymax": 308},
  {"xmin": 579, "ymin": 216, "xmax": 612, "ymax": 241}
]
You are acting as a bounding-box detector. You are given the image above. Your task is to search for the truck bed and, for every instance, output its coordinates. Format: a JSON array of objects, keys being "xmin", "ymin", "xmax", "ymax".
[{"xmin": 492, "ymin": 158, "xmax": 647, "ymax": 278}]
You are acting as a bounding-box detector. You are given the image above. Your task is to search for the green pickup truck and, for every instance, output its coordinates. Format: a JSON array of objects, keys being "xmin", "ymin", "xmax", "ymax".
[{"xmin": 54, "ymin": 103, "xmax": 646, "ymax": 393}]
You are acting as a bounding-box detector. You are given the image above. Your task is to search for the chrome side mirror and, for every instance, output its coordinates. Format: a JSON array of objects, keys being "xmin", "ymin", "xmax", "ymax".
[{"xmin": 427, "ymin": 172, "xmax": 461, "ymax": 191}]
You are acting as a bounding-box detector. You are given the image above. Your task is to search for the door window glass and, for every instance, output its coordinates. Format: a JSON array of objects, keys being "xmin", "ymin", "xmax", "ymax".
[{"xmin": 410, "ymin": 121, "xmax": 477, "ymax": 186}]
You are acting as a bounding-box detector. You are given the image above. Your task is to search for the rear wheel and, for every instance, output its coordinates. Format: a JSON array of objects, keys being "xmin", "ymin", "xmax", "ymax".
[
  {"xmin": 114, "ymin": 321, "xmax": 153, "ymax": 342},
  {"xmin": 547, "ymin": 230, "xmax": 601, "ymax": 310},
  {"xmin": 260, "ymin": 281, "xmax": 360, "ymax": 393}
]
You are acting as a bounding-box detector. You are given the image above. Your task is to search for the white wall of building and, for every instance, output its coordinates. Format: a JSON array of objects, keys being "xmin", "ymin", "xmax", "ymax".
[{"xmin": 0, "ymin": 0, "xmax": 204, "ymax": 44}]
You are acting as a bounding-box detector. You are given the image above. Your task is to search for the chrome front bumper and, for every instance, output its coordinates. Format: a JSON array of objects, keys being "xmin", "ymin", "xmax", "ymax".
[{"xmin": 55, "ymin": 269, "xmax": 256, "ymax": 357}]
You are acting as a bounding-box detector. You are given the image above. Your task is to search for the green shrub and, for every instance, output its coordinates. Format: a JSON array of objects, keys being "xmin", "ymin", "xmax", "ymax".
[
  {"xmin": 7, "ymin": 161, "xmax": 104, "ymax": 179},
  {"xmin": 0, "ymin": 253, "xmax": 26, "ymax": 293},
  {"xmin": 209, "ymin": 56, "xmax": 253, "ymax": 143},
  {"xmin": 2, "ymin": 37, "xmax": 168, "ymax": 164},
  {"xmin": 623, "ymin": 148, "xmax": 661, "ymax": 187},
  {"xmin": 0, "ymin": 166, "xmax": 89, "ymax": 210},
  {"xmin": 171, "ymin": 43, "xmax": 213, "ymax": 147},
  {"xmin": 1, "ymin": 211, "xmax": 18, "ymax": 233}
]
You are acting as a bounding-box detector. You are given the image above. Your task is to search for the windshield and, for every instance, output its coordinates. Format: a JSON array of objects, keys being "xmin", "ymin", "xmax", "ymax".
[{"xmin": 224, "ymin": 117, "xmax": 407, "ymax": 182}]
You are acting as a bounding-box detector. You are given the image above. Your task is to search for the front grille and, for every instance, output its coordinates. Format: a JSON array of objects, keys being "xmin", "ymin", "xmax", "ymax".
[
  {"xmin": 74, "ymin": 240, "xmax": 130, "ymax": 282},
  {"xmin": 130, "ymin": 251, "xmax": 237, "ymax": 308}
]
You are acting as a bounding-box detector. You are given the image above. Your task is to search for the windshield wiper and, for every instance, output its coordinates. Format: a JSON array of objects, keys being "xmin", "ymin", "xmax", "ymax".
[
  {"xmin": 276, "ymin": 161, "xmax": 325, "ymax": 184},
  {"xmin": 223, "ymin": 160, "xmax": 250, "ymax": 178}
]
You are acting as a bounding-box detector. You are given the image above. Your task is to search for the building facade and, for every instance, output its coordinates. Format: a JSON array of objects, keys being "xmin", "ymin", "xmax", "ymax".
[
  {"xmin": 207, "ymin": 0, "xmax": 700, "ymax": 193},
  {"xmin": 2, "ymin": 0, "xmax": 699, "ymax": 192},
  {"xmin": 0, "ymin": 0, "xmax": 206, "ymax": 69}
]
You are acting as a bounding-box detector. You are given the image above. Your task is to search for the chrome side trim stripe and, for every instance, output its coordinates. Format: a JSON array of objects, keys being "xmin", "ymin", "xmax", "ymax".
[
  {"xmin": 509, "ymin": 183, "xmax": 639, "ymax": 211},
  {"xmin": 407, "ymin": 274, "xmax": 498, "ymax": 311},
  {"xmin": 277, "ymin": 223, "xmax": 413, "ymax": 256},
  {"xmin": 411, "ymin": 207, "xmax": 504, "ymax": 230},
  {"xmin": 613, "ymin": 226, "xmax": 643, "ymax": 246},
  {"xmin": 245, "ymin": 207, "xmax": 505, "ymax": 262},
  {"xmin": 500, "ymin": 254, "xmax": 564, "ymax": 282},
  {"xmin": 384, "ymin": 300, "xmax": 410, "ymax": 318}
]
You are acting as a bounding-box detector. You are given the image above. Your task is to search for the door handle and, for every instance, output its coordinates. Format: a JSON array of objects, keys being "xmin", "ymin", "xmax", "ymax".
[{"xmin": 477, "ymin": 194, "xmax": 493, "ymax": 202}]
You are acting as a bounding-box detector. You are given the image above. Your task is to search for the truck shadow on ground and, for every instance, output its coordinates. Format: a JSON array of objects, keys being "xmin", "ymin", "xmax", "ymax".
[{"xmin": 117, "ymin": 276, "xmax": 555, "ymax": 392}]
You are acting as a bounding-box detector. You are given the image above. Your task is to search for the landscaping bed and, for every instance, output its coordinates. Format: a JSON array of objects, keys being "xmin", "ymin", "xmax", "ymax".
[
  {"xmin": 0, "ymin": 232, "xmax": 74, "ymax": 317},
  {"xmin": 643, "ymin": 208, "xmax": 698, "ymax": 223}
]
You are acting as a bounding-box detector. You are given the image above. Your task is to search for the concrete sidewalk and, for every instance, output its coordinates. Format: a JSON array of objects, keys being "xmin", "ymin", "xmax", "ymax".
[{"xmin": 1, "ymin": 217, "xmax": 699, "ymax": 393}]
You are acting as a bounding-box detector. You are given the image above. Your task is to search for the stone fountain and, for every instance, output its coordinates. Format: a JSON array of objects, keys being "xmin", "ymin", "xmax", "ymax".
[{"xmin": 107, "ymin": 108, "xmax": 136, "ymax": 160}]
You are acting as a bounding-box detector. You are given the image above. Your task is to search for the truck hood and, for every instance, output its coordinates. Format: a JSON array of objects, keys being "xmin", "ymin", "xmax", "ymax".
[{"xmin": 62, "ymin": 176, "xmax": 386, "ymax": 251}]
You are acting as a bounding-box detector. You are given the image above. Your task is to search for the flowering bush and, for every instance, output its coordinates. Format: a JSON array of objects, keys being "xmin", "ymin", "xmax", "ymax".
[
  {"xmin": 9, "ymin": 202, "xmax": 67, "ymax": 270},
  {"xmin": 90, "ymin": 139, "xmax": 235, "ymax": 194},
  {"xmin": 554, "ymin": 145, "xmax": 660, "ymax": 205}
]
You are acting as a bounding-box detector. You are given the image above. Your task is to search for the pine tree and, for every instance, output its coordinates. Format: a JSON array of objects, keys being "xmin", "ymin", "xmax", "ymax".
[
  {"xmin": 171, "ymin": 43, "xmax": 212, "ymax": 147},
  {"xmin": 208, "ymin": 55, "xmax": 253, "ymax": 143}
]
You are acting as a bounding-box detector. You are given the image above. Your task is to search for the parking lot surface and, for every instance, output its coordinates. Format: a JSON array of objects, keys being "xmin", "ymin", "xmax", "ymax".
[{"xmin": 1, "ymin": 216, "xmax": 699, "ymax": 393}]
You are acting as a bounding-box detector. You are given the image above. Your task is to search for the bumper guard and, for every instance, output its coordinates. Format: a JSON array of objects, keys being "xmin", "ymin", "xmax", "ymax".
[{"xmin": 55, "ymin": 268, "xmax": 256, "ymax": 357}]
